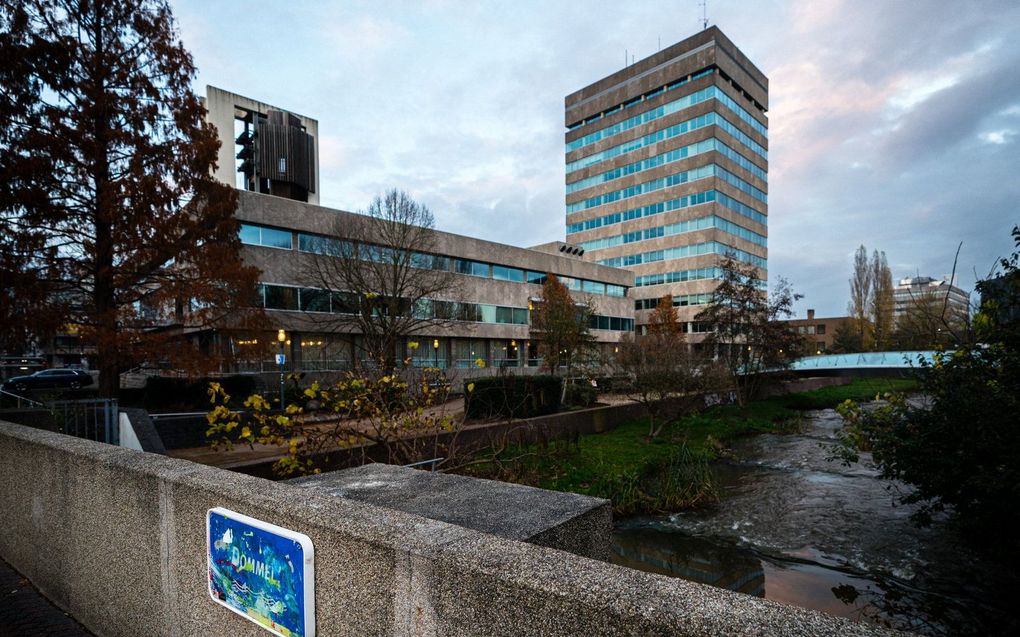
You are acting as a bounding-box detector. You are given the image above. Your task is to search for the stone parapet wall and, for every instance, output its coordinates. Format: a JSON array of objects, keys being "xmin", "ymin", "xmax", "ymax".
[{"xmin": 0, "ymin": 420, "xmax": 901, "ymax": 636}]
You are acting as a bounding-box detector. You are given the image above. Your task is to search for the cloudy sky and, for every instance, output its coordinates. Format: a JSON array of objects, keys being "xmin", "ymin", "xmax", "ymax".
[{"xmin": 173, "ymin": 0, "xmax": 1020, "ymax": 317}]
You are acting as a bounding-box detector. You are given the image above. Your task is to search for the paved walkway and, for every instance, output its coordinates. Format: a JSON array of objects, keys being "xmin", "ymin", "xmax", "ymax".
[{"xmin": 0, "ymin": 557, "xmax": 93, "ymax": 636}]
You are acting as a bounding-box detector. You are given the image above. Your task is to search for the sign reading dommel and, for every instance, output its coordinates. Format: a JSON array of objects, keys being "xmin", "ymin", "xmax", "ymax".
[{"xmin": 207, "ymin": 508, "xmax": 315, "ymax": 637}]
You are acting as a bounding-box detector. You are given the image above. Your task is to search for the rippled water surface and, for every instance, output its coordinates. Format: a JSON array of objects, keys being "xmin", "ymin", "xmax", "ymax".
[{"xmin": 611, "ymin": 408, "xmax": 1018, "ymax": 635}]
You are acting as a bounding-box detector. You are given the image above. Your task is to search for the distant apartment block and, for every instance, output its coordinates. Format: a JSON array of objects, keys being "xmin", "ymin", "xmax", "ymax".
[
  {"xmin": 778, "ymin": 309, "xmax": 850, "ymax": 354},
  {"xmin": 893, "ymin": 276, "xmax": 970, "ymax": 324},
  {"xmin": 564, "ymin": 27, "xmax": 768, "ymax": 336}
]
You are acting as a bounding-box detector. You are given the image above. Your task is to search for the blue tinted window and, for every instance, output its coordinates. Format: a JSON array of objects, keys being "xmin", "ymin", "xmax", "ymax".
[
  {"xmin": 261, "ymin": 227, "xmax": 292, "ymax": 249},
  {"xmin": 493, "ymin": 265, "xmax": 525, "ymax": 282},
  {"xmin": 239, "ymin": 224, "xmax": 261, "ymax": 246}
]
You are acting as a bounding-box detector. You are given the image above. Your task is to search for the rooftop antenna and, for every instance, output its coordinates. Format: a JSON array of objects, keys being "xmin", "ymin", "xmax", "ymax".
[{"xmin": 699, "ymin": 0, "xmax": 709, "ymax": 29}]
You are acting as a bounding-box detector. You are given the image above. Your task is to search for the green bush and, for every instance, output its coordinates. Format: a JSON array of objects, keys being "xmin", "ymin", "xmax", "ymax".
[
  {"xmin": 144, "ymin": 375, "xmax": 257, "ymax": 410},
  {"xmin": 563, "ymin": 382, "xmax": 597, "ymax": 408},
  {"xmin": 464, "ymin": 375, "xmax": 562, "ymax": 419}
]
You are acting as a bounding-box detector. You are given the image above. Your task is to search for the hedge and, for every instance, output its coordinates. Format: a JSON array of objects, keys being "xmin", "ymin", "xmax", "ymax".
[
  {"xmin": 144, "ymin": 375, "xmax": 257, "ymax": 411},
  {"xmin": 464, "ymin": 375, "xmax": 562, "ymax": 419}
]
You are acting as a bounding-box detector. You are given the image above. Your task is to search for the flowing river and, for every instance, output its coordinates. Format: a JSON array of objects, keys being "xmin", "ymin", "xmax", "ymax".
[{"xmin": 611, "ymin": 408, "xmax": 1017, "ymax": 635}]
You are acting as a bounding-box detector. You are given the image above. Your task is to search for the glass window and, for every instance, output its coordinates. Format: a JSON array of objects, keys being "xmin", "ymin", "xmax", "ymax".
[
  {"xmin": 512, "ymin": 308, "xmax": 529, "ymax": 324},
  {"xmin": 456, "ymin": 259, "xmax": 490, "ymax": 278},
  {"xmin": 299, "ymin": 288, "xmax": 330, "ymax": 312},
  {"xmin": 526, "ymin": 271, "xmax": 548, "ymax": 285},
  {"xmin": 817, "ymin": 324, "xmax": 826, "ymax": 335},
  {"xmin": 582, "ymin": 280, "xmax": 605, "ymax": 295},
  {"xmin": 606, "ymin": 284, "xmax": 626, "ymax": 297},
  {"xmin": 239, "ymin": 224, "xmax": 261, "ymax": 246},
  {"xmin": 261, "ymin": 227, "xmax": 292, "ymax": 249},
  {"xmin": 331, "ymin": 292, "xmax": 357, "ymax": 314},
  {"xmin": 299, "ymin": 233, "xmax": 350, "ymax": 256},
  {"xmin": 495, "ymin": 306, "xmax": 514, "ymax": 324},
  {"xmin": 264, "ymin": 285, "xmax": 297, "ymax": 310},
  {"xmin": 493, "ymin": 265, "xmax": 525, "ymax": 282},
  {"xmin": 479, "ymin": 304, "xmax": 496, "ymax": 323}
]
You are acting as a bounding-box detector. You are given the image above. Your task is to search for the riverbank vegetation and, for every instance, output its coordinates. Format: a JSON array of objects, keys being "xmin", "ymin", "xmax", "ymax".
[
  {"xmin": 833, "ymin": 226, "xmax": 1020, "ymax": 562},
  {"xmin": 459, "ymin": 377, "xmax": 917, "ymax": 515}
]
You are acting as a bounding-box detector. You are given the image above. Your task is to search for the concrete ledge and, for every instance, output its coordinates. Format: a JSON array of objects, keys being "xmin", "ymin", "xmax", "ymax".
[
  {"xmin": 0, "ymin": 420, "xmax": 903, "ymax": 636},
  {"xmin": 288, "ymin": 464, "xmax": 612, "ymax": 560}
]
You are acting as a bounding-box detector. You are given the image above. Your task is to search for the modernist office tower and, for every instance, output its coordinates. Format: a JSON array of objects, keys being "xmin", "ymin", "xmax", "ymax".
[{"xmin": 565, "ymin": 27, "xmax": 768, "ymax": 335}]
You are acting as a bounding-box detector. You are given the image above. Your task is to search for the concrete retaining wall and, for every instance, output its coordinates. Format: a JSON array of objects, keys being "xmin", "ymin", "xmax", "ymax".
[{"xmin": 0, "ymin": 420, "xmax": 899, "ymax": 636}]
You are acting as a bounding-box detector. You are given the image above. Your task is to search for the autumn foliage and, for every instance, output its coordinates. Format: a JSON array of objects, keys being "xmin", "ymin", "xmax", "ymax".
[{"xmin": 0, "ymin": 0, "xmax": 261, "ymax": 394}]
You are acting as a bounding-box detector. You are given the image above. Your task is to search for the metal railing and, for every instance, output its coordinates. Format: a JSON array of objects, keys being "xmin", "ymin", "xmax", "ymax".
[
  {"xmin": 403, "ymin": 457, "xmax": 444, "ymax": 472},
  {"xmin": 0, "ymin": 388, "xmax": 44, "ymax": 409},
  {"xmin": 49, "ymin": 399, "xmax": 119, "ymax": 445}
]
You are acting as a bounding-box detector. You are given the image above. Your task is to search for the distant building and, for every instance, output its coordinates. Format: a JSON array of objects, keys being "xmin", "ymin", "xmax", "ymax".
[
  {"xmin": 892, "ymin": 276, "xmax": 970, "ymax": 324},
  {"xmin": 564, "ymin": 27, "xmax": 768, "ymax": 336},
  {"xmin": 778, "ymin": 309, "xmax": 850, "ymax": 354}
]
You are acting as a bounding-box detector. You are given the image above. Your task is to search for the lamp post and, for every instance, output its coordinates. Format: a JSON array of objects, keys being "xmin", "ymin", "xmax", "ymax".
[
  {"xmin": 277, "ymin": 329, "xmax": 286, "ymax": 411},
  {"xmin": 433, "ymin": 338, "xmax": 439, "ymax": 369}
]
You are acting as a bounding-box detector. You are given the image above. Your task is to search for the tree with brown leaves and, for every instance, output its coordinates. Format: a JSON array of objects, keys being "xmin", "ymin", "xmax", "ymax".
[
  {"xmin": 528, "ymin": 273, "xmax": 596, "ymax": 377},
  {"xmin": 0, "ymin": 0, "xmax": 260, "ymax": 396}
]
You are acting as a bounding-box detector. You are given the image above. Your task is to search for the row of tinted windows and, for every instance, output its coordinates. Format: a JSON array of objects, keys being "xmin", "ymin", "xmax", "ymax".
[
  {"xmin": 258, "ymin": 283, "xmax": 531, "ymax": 324},
  {"xmin": 635, "ymin": 293, "xmax": 714, "ymax": 310},
  {"xmin": 578, "ymin": 215, "xmax": 767, "ymax": 252},
  {"xmin": 565, "ymin": 162, "xmax": 766, "ymax": 214},
  {"xmin": 567, "ymin": 69, "xmax": 716, "ymax": 131},
  {"xmin": 240, "ymin": 224, "xmax": 627, "ymax": 298},
  {"xmin": 596, "ymin": 240, "xmax": 768, "ymax": 269},
  {"xmin": 566, "ymin": 84, "xmax": 767, "ymax": 155},
  {"xmin": 260, "ymin": 283, "xmax": 635, "ymax": 331},
  {"xmin": 588, "ymin": 315, "xmax": 635, "ymax": 331},
  {"xmin": 566, "ymin": 189, "xmax": 767, "ymax": 236},
  {"xmin": 635, "ymin": 267, "xmax": 723, "ymax": 287},
  {"xmin": 566, "ymin": 136, "xmax": 765, "ymax": 194},
  {"xmin": 566, "ymin": 111, "xmax": 767, "ymax": 174}
]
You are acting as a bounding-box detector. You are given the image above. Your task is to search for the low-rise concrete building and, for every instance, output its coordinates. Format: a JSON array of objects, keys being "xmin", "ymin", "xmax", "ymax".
[
  {"xmin": 229, "ymin": 191, "xmax": 634, "ymax": 373},
  {"xmin": 201, "ymin": 87, "xmax": 635, "ymax": 376}
]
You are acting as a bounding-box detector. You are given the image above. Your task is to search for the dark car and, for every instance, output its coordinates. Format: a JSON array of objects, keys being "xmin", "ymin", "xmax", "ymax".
[{"xmin": 2, "ymin": 368, "xmax": 94, "ymax": 393}]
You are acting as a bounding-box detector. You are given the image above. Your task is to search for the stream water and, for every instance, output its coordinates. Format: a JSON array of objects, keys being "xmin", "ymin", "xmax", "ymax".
[{"xmin": 611, "ymin": 408, "xmax": 1018, "ymax": 635}]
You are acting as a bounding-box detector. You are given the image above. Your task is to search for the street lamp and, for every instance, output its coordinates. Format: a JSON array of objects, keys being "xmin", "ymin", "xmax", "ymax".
[
  {"xmin": 277, "ymin": 329, "xmax": 286, "ymax": 410},
  {"xmin": 433, "ymin": 338, "xmax": 440, "ymax": 369}
]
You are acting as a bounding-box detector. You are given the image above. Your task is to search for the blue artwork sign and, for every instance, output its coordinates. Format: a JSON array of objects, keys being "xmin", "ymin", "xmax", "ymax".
[{"xmin": 207, "ymin": 508, "xmax": 315, "ymax": 637}]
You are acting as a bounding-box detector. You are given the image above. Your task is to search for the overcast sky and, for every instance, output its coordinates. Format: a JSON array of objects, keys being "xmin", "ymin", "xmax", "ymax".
[{"xmin": 173, "ymin": 0, "xmax": 1020, "ymax": 317}]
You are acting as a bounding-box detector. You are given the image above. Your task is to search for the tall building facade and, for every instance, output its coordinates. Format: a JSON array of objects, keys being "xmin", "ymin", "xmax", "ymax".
[
  {"xmin": 564, "ymin": 27, "xmax": 768, "ymax": 335},
  {"xmin": 893, "ymin": 276, "xmax": 970, "ymax": 323}
]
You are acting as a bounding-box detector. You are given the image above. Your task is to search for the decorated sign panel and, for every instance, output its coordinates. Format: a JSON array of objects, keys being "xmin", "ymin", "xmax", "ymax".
[{"xmin": 207, "ymin": 507, "xmax": 315, "ymax": 637}]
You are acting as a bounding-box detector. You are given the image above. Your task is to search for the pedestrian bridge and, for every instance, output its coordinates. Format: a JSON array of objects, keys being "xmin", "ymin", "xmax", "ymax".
[{"xmin": 789, "ymin": 350, "xmax": 943, "ymax": 376}]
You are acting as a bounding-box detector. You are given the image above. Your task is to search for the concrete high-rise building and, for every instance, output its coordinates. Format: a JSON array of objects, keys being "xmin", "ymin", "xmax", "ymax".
[
  {"xmin": 893, "ymin": 276, "xmax": 970, "ymax": 323},
  {"xmin": 564, "ymin": 27, "xmax": 768, "ymax": 336}
]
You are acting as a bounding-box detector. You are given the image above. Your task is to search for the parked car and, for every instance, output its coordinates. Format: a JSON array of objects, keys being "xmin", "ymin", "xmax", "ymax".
[{"xmin": 1, "ymin": 368, "xmax": 94, "ymax": 393}]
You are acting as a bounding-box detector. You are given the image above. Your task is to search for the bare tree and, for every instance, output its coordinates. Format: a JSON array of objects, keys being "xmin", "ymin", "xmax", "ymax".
[
  {"xmin": 616, "ymin": 295, "xmax": 707, "ymax": 439},
  {"xmin": 302, "ymin": 189, "xmax": 460, "ymax": 372}
]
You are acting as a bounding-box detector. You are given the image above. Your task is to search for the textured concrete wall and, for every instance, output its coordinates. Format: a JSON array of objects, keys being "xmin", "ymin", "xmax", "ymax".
[{"xmin": 0, "ymin": 420, "xmax": 900, "ymax": 636}]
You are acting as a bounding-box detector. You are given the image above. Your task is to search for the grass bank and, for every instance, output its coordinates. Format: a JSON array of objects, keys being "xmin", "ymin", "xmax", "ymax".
[{"xmin": 459, "ymin": 377, "xmax": 918, "ymax": 515}]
